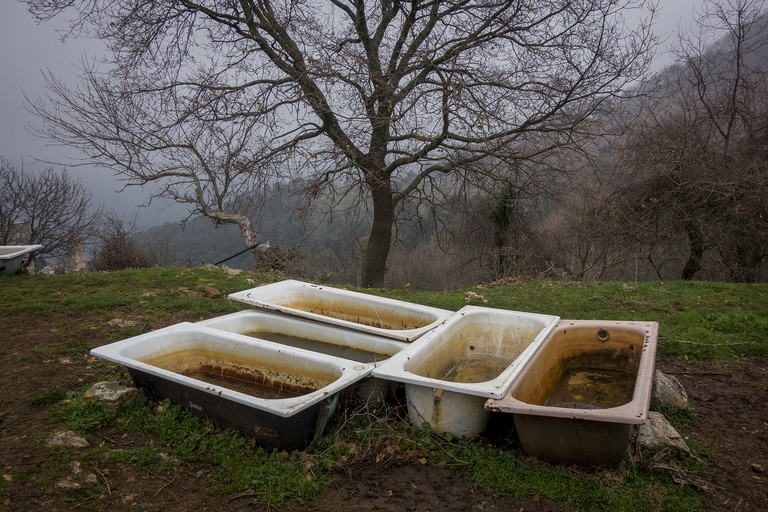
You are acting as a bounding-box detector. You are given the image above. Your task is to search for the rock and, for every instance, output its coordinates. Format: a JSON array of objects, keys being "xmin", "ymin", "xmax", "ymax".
[
  {"xmin": 464, "ymin": 291, "xmax": 488, "ymax": 303},
  {"xmin": 637, "ymin": 411, "xmax": 690, "ymax": 456},
  {"xmin": 56, "ymin": 477, "xmax": 82, "ymax": 490},
  {"xmin": 652, "ymin": 370, "xmax": 688, "ymax": 409},
  {"xmin": 221, "ymin": 265, "xmax": 243, "ymax": 275},
  {"xmin": 84, "ymin": 381, "xmax": 139, "ymax": 409},
  {"xmin": 47, "ymin": 430, "xmax": 89, "ymax": 449},
  {"xmin": 107, "ymin": 318, "xmax": 138, "ymax": 329}
]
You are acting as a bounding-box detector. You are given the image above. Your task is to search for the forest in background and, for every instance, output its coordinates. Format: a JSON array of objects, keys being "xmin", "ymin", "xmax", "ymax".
[
  {"xmin": 4, "ymin": 1, "xmax": 765, "ymax": 289},
  {"xmin": 132, "ymin": 6, "xmax": 768, "ymax": 290}
]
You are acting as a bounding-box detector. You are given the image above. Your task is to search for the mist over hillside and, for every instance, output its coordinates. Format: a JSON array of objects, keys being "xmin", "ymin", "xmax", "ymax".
[{"xmin": 131, "ymin": 10, "xmax": 768, "ymax": 288}]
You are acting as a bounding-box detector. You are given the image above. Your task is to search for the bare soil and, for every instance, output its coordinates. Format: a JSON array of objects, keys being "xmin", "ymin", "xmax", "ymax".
[{"xmin": 0, "ymin": 313, "xmax": 766, "ymax": 511}]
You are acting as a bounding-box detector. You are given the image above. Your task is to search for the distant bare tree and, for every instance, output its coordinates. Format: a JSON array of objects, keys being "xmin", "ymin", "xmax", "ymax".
[
  {"xmin": 27, "ymin": 0, "xmax": 658, "ymax": 286},
  {"xmin": 610, "ymin": 0, "xmax": 768, "ymax": 281},
  {"xmin": 0, "ymin": 157, "xmax": 100, "ymax": 269},
  {"xmin": 91, "ymin": 213, "xmax": 152, "ymax": 271}
]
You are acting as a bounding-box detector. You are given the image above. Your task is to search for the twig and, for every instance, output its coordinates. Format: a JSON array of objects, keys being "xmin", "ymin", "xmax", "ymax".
[
  {"xmin": 227, "ymin": 491, "xmax": 260, "ymax": 502},
  {"xmin": 90, "ymin": 463, "xmax": 111, "ymax": 496},
  {"xmin": 152, "ymin": 472, "xmax": 178, "ymax": 498},
  {"xmin": 660, "ymin": 337, "xmax": 758, "ymax": 346}
]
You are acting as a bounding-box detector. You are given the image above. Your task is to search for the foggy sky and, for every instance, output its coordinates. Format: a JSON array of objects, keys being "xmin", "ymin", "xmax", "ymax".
[{"xmin": 1, "ymin": 0, "xmax": 704, "ymax": 229}]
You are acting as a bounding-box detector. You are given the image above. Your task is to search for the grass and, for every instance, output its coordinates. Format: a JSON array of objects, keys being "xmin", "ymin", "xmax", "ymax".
[
  {"xmin": 374, "ymin": 279, "xmax": 768, "ymax": 360},
  {"xmin": 2, "ymin": 266, "xmax": 767, "ymax": 510}
]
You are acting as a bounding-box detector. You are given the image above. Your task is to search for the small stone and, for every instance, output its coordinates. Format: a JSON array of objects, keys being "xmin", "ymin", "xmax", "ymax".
[
  {"xmin": 3, "ymin": 474, "xmax": 12, "ymax": 482},
  {"xmin": 652, "ymin": 370, "xmax": 688, "ymax": 409},
  {"xmin": 84, "ymin": 381, "xmax": 139, "ymax": 409},
  {"xmin": 221, "ymin": 265, "xmax": 243, "ymax": 276},
  {"xmin": 637, "ymin": 411, "xmax": 690, "ymax": 456},
  {"xmin": 107, "ymin": 318, "xmax": 138, "ymax": 328},
  {"xmin": 56, "ymin": 478, "xmax": 81, "ymax": 490},
  {"xmin": 47, "ymin": 431, "xmax": 89, "ymax": 449},
  {"xmin": 464, "ymin": 291, "xmax": 488, "ymax": 303},
  {"xmin": 751, "ymin": 463, "xmax": 764, "ymax": 473}
]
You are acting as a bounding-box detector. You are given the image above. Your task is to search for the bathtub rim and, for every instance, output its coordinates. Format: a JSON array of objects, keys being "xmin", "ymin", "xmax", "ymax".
[
  {"xmin": 196, "ymin": 308, "xmax": 409, "ymax": 362},
  {"xmin": 484, "ymin": 319, "xmax": 659, "ymax": 425},
  {"xmin": 90, "ymin": 322, "xmax": 373, "ymax": 418},
  {"xmin": 372, "ymin": 306, "xmax": 561, "ymax": 399},
  {"xmin": 227, "ymin": 279, "xmax": 453, "ymax": 342}
]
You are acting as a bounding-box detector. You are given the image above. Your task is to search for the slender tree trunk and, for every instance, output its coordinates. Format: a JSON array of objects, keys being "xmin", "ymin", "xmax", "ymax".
[
  {"xmin": 360, "ymin": 178, "xmax": 395, "ymax": 288},
  {"xmin": 681, "ymin": 221, "xmax": 704, "ymax": 280}
]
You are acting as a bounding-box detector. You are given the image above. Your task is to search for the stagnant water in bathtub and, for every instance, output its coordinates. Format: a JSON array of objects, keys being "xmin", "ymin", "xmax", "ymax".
[
  {"xmin": 243, "ymin": 331, "xmax": 389, "ymax": 363},
  {"xmin": 441, "ymin": 355, "xmax": 512, "ymax": 383},
  {"xmin": 183, "ymin": 364, "xmax": 317, "ymax": 400},
  {"xmin": 545, "ymin": 367, "xmax": 636, "ymax": 409}
]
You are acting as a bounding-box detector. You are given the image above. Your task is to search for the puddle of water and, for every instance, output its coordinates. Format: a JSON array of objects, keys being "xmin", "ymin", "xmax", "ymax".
[
  {"xmin": 244, "ymin": 331, "xmax": 388, "ymax": 363},
  {"xmin": 441, "ymin": 355, "xmax": 511, "ymax": 384},
  {"xmin": 545, "ymin": 367, "xmax": 636, "ymax": 409},
  {"xmin": 183, "ymin": 364, "xmax": 313, "ymax": 399}
]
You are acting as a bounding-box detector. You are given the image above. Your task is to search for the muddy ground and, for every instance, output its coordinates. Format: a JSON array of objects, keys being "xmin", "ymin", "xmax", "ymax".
[{"xmin": 0, "ymin": 315, "xmax": 766, "ymax": 511}]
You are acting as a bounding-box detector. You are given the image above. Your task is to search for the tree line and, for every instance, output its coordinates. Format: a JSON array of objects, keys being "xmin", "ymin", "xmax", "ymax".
[{"xmin": 6, "ymin": 0, "xmax": 766, "ymax": 284}]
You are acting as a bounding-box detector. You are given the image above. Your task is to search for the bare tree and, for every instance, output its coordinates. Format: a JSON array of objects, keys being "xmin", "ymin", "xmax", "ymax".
[
  {"xmin": 26, "ymin": 0, "xmax": 657, "ymax": 286},
  {"xmin": 29, "ymin": 75, "xmax": 279, "ymax": 266},
  {"xmin": 91, "ymin": 213, "xmax": 152, "ymax": 271},
  {"xmin": 0, "ymin": 157, "xmax": 100, "ymax": 269},
  {"xmin": 612, "ymin": 0, "xmax": 768, "ymax": 281}
]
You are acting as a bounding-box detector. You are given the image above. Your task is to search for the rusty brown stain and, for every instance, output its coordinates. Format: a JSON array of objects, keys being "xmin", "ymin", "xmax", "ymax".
[
  {"xmin": 274, "ymin": 298, "xmax": 433, "ymax": 330},
  {"xmin": 140, "ymin": 347, "xmax": 338, "ymax": 399}
]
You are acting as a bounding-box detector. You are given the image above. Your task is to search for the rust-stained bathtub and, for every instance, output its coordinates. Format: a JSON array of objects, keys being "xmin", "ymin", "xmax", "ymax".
[
  {"xmin": 485, "ymin": 320, "xmax": 658, "ymax": 465},
  {"xmin": 373, "ymin": 306, "xmax": 559, "ymax": 438},
  {"xmin": 228, "ymin": 280, "xmax": 452, "ymax": 342},
  {"xmin": 91, "ymin": 323, "xmax": 372, "ymax": 451}
]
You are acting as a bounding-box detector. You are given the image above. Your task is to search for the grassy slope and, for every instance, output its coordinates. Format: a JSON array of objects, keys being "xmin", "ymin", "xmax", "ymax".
[{"xmin": 1, "ymin": 267, "xmax": 766, "ymax": 511}]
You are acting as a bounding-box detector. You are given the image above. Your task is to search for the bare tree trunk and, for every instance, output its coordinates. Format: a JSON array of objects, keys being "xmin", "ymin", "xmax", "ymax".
[
  {"xmin": 360, "ymin": 179, "xmax": 394, "ymax": 288},
  {"xmin": 681, "ymin": 221, "xmax": 705, "ymax": 280},
  {"xmin": 203, "ymin": 209, "xmax": 267, "ymax": 267}
]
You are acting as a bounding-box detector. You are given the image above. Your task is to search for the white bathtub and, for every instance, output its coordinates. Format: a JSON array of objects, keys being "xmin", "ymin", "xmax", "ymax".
[
  {"xmin": 0, "ymin": 245, "xmax": 43, "ymax": 275},
  {"xmin": 91, "ymin": 322, "xmax": 373, "ymax": 450},
  {"xmin": 372, "ymin": 306, "xmax": 560, "ymax": 438},
  {"xmin": 228, "ymin": 280, "xmax": 453, "ymax": 341}
]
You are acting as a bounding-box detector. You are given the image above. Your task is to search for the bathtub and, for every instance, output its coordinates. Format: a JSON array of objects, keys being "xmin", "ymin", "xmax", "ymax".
[
  {"xmin": 485, "ymin": 320, "xmax": 659, "ymax": 465},
  {"xmin": 0, "ymin": 245, "xmax": 43, "ymax": 275},
  {"xmin": 198, "ymin": 309, "xmax": 409, "ymax": 403},
  {"xmin": 90, "ymin": 323, "xmax": 373, "ymax": 451},
  {"xmin": 372, "ymin": 306, "xmax": 560, "ymax": 438},
  {"xmin": 228, "ymin": 280, "xmax": 453, "ymax": 342}
]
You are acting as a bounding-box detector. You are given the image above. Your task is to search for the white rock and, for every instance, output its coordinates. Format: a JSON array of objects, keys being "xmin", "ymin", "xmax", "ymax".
[
  {"xmin": 637, "ymin": 411, "xmax": 690, "ymax": 455},
  {"xmin": 84, "ymin": 381, "xmax": 139, "ymax": 409},
  {"xmin": 652, "ymin": 370, "xmax": 688, "ymax": 408},
  {"xmin": 46, "ymin": 431, "xmax": 89, "ymax": 449}
]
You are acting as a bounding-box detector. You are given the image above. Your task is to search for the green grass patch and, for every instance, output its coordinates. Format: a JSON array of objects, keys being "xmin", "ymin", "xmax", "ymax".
[
  {"xmin": 4, "ymin": 267, "xmax": 766, "ymax": 509},
  {"xmin": 42, "ymin": 392, "xmax": 329, "ymax": 505},
  {"xmin": 372, "ymin": 280, "xmax": 768, "ymax": 360}
]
